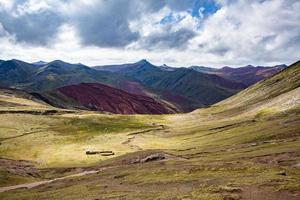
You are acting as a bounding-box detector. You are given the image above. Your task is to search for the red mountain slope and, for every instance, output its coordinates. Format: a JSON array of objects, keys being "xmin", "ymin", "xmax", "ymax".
[{"xmin": 57, "ymin": 83, "xmax": 173, "ymax": 114}]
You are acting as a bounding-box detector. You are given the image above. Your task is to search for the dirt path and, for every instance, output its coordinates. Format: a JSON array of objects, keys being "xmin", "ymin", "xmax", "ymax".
[
  {"xmin": 127, "ymin": 125, "xmax": 165, "ymax": 136},
  {"xmin": 122, "ymin": 125, "xmax": 166, "ymax": 151},
  {"xmin": 0, "ymin": 130, "xmax": 42, "ymax": 142},
  {"xmin": 0, "ymin": 170, "xmax": 100, "ymax": 193}
]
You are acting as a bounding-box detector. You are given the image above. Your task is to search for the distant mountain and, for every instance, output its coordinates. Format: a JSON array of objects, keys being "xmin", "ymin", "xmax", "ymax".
[
  {"xmin": 0, "ymin": 59, "xmax": 124, "ymax": 92},
  {"xmin": 191, "ymin": 64, "xmax": 287, "ymax": 86},
  {"xmin": 94, "ymin": 59, "xmax": 150, "ymax": 72},
  {"xmin": 217, "ymin": 64, "xmax": 287, "ymax": 86},
  {"xmin": 55, "ymin": 83, "xmax": 174, "ymax": 114},
  {"xmin": 0, "ymin": 59, "xmax": 38, "ymax": 86}
]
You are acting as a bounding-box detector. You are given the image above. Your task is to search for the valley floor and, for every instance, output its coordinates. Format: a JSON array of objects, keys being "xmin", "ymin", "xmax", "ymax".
[{"xmin": 0, "ymin": 104, "xmax": 299, "ymax": 199}]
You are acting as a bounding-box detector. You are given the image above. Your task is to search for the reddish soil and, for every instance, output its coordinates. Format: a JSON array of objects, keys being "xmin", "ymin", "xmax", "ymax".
[{"xmin": 57, "ymin": 83, "xmax": 172, "ymax": 114}]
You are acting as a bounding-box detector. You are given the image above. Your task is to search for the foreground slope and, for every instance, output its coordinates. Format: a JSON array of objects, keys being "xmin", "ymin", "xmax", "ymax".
[{"xmin": 0, "ymin": 61, "xmax": 299, "ymax": 199}]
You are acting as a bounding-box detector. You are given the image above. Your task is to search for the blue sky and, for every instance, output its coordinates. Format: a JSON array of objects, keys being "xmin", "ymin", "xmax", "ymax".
[
  {"xmin": 191, "ymin": 0, "xmax": 219, "ymax": 18},
  {"xmin": 0, "ymin": 0, "xmax": 299, "ymax": 67}
]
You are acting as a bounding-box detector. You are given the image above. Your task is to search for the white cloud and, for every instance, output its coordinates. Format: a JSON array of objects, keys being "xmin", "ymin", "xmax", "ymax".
[
  {"xmin": 0, "ymin": 0, "xmax": 299, "ymax": 67},
  {"xmin": 189, "ymin": 0, "xmax": 300, "ymax": 66}
]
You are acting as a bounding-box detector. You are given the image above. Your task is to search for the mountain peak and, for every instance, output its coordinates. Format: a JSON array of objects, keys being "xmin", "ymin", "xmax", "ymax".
[
  {"xmin": 243, "ymin": 65, "xmax": 255, "ymax": 68},
  {"xmin": 49, "ymin": 60, "xmax": 66, "ymax": 65},
  {"xmin": 137, "ymin": 59, "xmax": 150, "ymax": 65}
]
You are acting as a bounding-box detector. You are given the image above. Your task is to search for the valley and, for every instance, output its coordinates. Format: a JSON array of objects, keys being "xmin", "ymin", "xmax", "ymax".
[
  {"xmin": 0, "ymin": 61, "xmax": 299, "ymax": 199},
  {"xmin": 1, "ymin": 0, "xmax": 299, "ymax": 199}
]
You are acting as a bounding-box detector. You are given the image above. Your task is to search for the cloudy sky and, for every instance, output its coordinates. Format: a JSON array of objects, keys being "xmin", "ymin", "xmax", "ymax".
[{"xmin": 0, "ymin": 0, "xmax": 299, "ymax": 67}]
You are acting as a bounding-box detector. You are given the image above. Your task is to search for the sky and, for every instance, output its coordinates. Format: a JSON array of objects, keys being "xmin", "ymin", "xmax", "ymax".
[{"xmin": 0, "ymin": 0, "xmax": 299, "ymax": 68}]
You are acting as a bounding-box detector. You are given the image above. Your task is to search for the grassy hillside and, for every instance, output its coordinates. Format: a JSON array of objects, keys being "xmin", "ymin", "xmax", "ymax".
[
  {"xmin": 0, "ymin": 61, "xmax": 299, "ymax": 199},
  {"xmin": 121, "ymin": 60, "xmax": 246, "ymax": 111}
]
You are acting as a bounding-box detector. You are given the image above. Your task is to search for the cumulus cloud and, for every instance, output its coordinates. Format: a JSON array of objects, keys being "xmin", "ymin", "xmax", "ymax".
[
  {"xmin": 64, "ymin": 0, "xmax": 200, "ymax": 48},
  {"xmin": 191, "ymin": 0, "xmax": 300, "ymax": 64},
  {"xmin": 0, "ymin": 0, "xmax": 299, "ymax": 67},
  {"xmin": 0, "ymin": 0, "xmax": 63, "ymax": 45},
  {"xmin": 138, "ymin": 28, "xmax": 196, "ymax": 50},
  {"xmin": 66, "ymin": 0, "xmax": 140, "ymax": 47}
]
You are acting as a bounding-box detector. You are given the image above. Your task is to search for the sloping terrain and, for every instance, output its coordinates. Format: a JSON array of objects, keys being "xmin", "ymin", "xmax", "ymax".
[
  {"xmin": 0, "ymin": 60, "xmax": 37, "ymax": 87},
  {"xmin": 191, "ymin": 64, "xmax": 287, "ymax": 86},
  {"xmin": 56, "ymin": 83, "xmax": 175, "ymax": 114},
  {"xmin": 110, "ymin": 60, "xmax": 247, "ymax": 111},
  {"xmin": 0, "ymin": 61, "xmax": 299, "ymax": 199}
]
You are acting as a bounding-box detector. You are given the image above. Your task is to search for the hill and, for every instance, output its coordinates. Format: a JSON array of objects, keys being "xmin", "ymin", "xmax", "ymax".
[{"xmin": 54, "ymin": 83, "xmax": 174, "ymax": 114}]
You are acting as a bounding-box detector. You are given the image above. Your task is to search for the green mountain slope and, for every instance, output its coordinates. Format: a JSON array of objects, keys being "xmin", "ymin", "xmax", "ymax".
[
  {"xmin": 0, "ymin": 60, "xmax": 124, "ymax": 92},
  {"xmin": 121, "ymin": 60, "xmax": 246, "ymax": 110},
  {"xmin": 0, "ymin": 60, "xmax": 37, "ymax": 86}
]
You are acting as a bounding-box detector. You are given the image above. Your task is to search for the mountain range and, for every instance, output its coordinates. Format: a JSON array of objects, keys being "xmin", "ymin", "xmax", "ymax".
[{"xmin": 0, "ymin": 59, "xmax": 286, "ymax": 114}]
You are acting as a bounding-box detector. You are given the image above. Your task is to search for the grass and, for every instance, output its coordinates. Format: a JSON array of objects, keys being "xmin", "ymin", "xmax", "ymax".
[
  {"xmin": 0, "ymin": 113, "xmax": 164, "ymax": 168},
  {"xmin": 0, "ymin": 62, "xmax": 299, "ymax": 199}
]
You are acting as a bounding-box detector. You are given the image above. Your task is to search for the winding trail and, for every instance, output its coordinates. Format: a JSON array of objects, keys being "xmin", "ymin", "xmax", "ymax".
[
  {"xmin": 127, "ymin": 125, "xmax": 165, "ymax": 136},
  {"xmin": 0, "ymin": 130, "xmax": 42, "ymax": 142},
  {"xmin": 122, "ymin": 125, "xmax": 166, "ymax": 150},
  {"xmin": 0, "ymin": 170, "xmax": 100, "ymax": 193}
]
